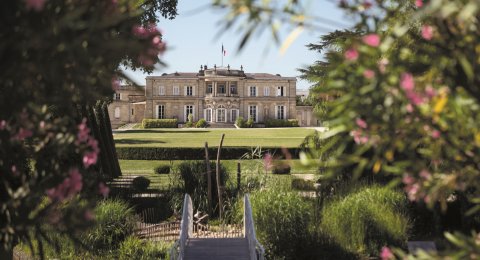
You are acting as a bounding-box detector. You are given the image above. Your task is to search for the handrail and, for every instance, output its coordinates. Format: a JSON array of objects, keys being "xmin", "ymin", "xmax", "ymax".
[
  {"xmin": 170, "ymin": 194, "xmax": 193, "ymax": 260},
  {"xmin": 244, "ymin": 194, "xmax": 265, "ymax": 260}
]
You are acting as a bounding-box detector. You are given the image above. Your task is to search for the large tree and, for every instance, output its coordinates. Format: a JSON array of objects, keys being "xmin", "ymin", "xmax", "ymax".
[{"xmin": 0, "ymin": 1, "xmax": 176, "ymax": 259}]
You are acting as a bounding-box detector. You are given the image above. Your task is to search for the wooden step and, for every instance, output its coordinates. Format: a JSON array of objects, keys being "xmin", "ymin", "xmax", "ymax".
[{"xmin": 184, "ymin": 238, "xmax": 249, "ymax": 260}]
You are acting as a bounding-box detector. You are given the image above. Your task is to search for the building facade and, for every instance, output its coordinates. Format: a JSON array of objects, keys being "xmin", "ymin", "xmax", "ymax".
[
  {"xmin": 144, "ymin": 66, "xmax": 297, "ymax": 125},
  {"xmin": 107, "ymin": 85, "xmax": 145, "ymax": 128}
]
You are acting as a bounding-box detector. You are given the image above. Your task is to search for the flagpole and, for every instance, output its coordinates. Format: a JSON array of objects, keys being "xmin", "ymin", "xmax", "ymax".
[{"xmin": 221, "ymin": 44, "xmax": 224, "ymax": 67}]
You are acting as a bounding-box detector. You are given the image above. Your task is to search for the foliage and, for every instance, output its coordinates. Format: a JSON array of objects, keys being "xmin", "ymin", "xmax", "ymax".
[
  {"xmin": 116, "ymin": 147, "xmax": 300, "ymax": 160},
  {"xmin": 245, "ymin": 118, "xmax": 254, "ymax": 128},
  {"xmin": 84, "ymin": 199, "xmax": 137, "ymax": 253},
  {"xmin": 141, "ymin": 119, "xmax": 178, "ymax": 128},
  {"xmin": 184, "ymin": 121, "xmax": 194, "ymax": 128},
  {"xmin": 195, "ymin": 118, "xmax": 207, "ymax": 128},
  {"xmin": 271, "ymin": 164, "xmax": 291, "ymax": 174},
  {"xmin": 132, "ymin": 176, "xmax": 151, "ymax": 191},
  {"xmin": 291, "ymin": 178, "xmax": 315, "ymax": 191},
  {"xmin": 321, "ymin": 185, "xmax": 409, "ymax": 257},
  {"xmin": 0, "ymin": 0, "xmax": 177, "ymax": 256},
  {"xmin": 235, "ymin": 116, "xmax": 246, "ymax": 128},
  {"xmin": 118, "ymin": 236, "xmax": 171, "ymax": 260},
  {"xmin": 154, "ymin": 165, "xmax": 171, "ymax": 174},
  {"xmin": 265, "ymin": 119, "xmax": 299, "ymax": 127}
]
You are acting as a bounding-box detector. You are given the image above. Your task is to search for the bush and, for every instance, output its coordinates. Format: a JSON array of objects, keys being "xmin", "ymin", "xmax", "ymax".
[
  {"xmin": 142, "ymin": 119, "xmax": 178, "ymax": 128},
  {"xmin": 118, "ymin": 236, "xmax": 171, "ymax": 260},
  {"xmin": 116, "ymin": 147, "xmax": 300, "ymax": 160},
  {"xmin": 272, "ymin": 164, "xmax": 291, "ymax": 174},
  {"xmin": 154, "ymin": 165, "xmax": 171, "ymax": 174},
  {"xmin": 132, "ymin": 176, "xmax": 150, "ymax": 191},
  {"xmin": 235, "ymin": 117, "xmax": 246, "ymax": 128},
  {"xmin": 236, "ymin": 189, "xmax": 311, "ymax": 259},
  {"xmin": 84, "ymin": 199, "xmax": 137, "ymax": 252},
  {"xmin": 265, "ymin": 119, "xmax": 299, "ymax": 127},
  {"xmin": 196, "ymin": 118, "xmax": 207, "ymax": 128},
  {"xmin": 245, "ymin": 118, "xmax": 254, "ymax": 128},
  {"xmin": 184, "ymin": 121, "xmax": 194, "ymax": 128},
  {"xmin": 320, "ymin": 185, "xmax": 409, "ymax": 257}
]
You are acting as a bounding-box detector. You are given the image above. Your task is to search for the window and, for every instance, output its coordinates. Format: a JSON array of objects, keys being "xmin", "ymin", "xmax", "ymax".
[
  {"xmin": 114, "ymin": 93, "xmax": 121, "ymax": 100},
  {"xmin": 248, "ymin": 105, "xmax": 257, "ymax": 122},
  {"xmin": 218, "ymin": 83, "xmax": 226, "ymax": 94},
  {"xmin": 157, "ymin": 105, "xmax": 165, "ymax": 119},
  {"xmin": 185, "ymin": 105, "xmax": 194, "ymax": 122},
  {"xmin": 276, "ymin": 105, "xmax": 285, "ymax": 119},
  {"xmin": 131, "ymin": 109, "xmax": 134, "ymax": 116},
  {"xmin": 277, "ymin": 86, "xmax": 285, "ymax": 96},
  {"xmin": 249, "ymin": 86, "xmax": 257, "ymax": 97},
  {"xmin": 114, "ymin": 107, "xmax": 120, "ymax": 118},
  {"xmin": 231, "ymin": 109, "xmax": 238, "ymax": 122},
  {"xmin": 230, "ymin": 84, "xmax": 237, "ymax": 95},
  {"xmin": 159, "ymin": 86, "xmax": 165, "ymax": 95},
  {"xmin": 264, "ymin": 87, "xmax": 270, "ymax": 96},
  {"xmin": 207, "ymin": 83, "xmax": 213, "ymax": 94},
  {"xmin": 217, "ymin": 106, "xmax": 226, "ymax": 122},
  {"xmin": 173, "ymin": 86, "xmax": 179, "ymax": 95},
  {"xmin": 205, "ymin": 109, "xmax": 212, "ymax": 122},
  {"xmin": 186, "ymin": 86, "xmax": 193, "ymax": 96}
]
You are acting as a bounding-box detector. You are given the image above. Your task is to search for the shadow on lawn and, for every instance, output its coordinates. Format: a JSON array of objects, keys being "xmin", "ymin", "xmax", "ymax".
[
  {"xmin": 115, "ymin": 139, "xmax": 165, "ymax": 145},
  {"xmin": 120, "ymin": 130, "xmax": 211, "ymax": 134}
]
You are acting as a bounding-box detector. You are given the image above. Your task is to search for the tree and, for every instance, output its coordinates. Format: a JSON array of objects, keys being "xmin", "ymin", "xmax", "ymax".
[
  {"xmin": 0, "ymin": 1, "xmax": 176, "ymax": 259},
  {"xmin": 213, "ymin": 0, "xmax": 480, "ymax": 257}
]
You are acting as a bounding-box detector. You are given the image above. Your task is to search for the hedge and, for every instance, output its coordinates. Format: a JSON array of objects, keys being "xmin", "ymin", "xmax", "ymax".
[
  {"xmin": 265, "ymin": 119, "xmax": 299, "ymax": 128},
  {"xmin": 142, "ymin": 119, "xmax": 178, "ymax": 128},
  {"xmin": 116, "ymin": 147, "xmax": 301, "ymax": 160}
]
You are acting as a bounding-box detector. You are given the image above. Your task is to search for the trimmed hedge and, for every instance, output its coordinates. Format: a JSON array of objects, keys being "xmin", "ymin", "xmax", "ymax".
[
  {"xmin": 142, "ymin": 119, "xmax": 177, "ymax": 128},
  {"xmin": 265, "ymin": 119, "xmax": 299, "ymax": 127},
  {"xmin": 132, "ymin": 176, "xmax": 150, "ymax": 191},
  {"xmin": 116, "ymin": 147, "xmax": 301, "ymax": 160}
]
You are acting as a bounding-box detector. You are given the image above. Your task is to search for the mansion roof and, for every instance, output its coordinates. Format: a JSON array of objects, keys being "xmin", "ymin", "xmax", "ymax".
[{"xmin": 146, "ymin": 67, "xmax": 296, "ymax": 81}]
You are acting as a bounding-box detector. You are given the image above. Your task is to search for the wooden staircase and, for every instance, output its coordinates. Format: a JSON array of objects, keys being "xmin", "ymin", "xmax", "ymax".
[{"xmin": 184, "ymin": 238, "xmax": 250, "ymax": 260}]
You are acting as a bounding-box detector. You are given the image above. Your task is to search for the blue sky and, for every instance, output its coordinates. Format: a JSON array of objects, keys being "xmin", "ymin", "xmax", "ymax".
[{"xmin": 124, "ymin": 0, "xmax": 351, "ymax": 90}]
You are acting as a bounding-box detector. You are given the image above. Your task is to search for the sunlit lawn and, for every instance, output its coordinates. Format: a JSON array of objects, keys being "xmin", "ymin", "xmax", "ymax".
[{"xmin": 113, "ymin": 128, "xmax": 315, "ymax": 148}]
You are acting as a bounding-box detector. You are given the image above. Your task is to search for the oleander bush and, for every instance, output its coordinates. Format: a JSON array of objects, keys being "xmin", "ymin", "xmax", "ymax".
[
  {"xmin": 154, "ymin": 165, "xmax": 171, "ymax": 174},
  {"xmin": 320, "ymin": 185, "xmax": 409, "ymax": 257},
  {"xmin": 142, "ymin": 119, "xmax": 178, "ymax": 128},
  {"xmin": 132, "ymin": 176, "xmax": 150, "ymax": 191},
  {"xmin": 265, "ymin": 119, "xmax": 299, "ymax": 127}
]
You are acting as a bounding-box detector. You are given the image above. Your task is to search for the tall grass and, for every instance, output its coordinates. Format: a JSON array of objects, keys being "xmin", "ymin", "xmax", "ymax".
[{"xmin": 320, "ymin": 185, "xmax": 410, "ymax": 256}]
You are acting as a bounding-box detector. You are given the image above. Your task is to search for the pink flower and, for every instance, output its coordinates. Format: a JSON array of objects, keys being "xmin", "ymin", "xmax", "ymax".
[
  {"xmin": 344, "ymin": 48, "xmax": 359, "ymax": 61},
  {"xmin": 138, "ymin": 54, "xmax": 154, "ymax": 66},
  {"xmin": 47, "ymin": 168, "xmax": 83, "ymax": 202},
  {"xmin": 415, "ymin": 0, "xmax": 423, "ymax": 8},
  {"xmin": 405, "ymin": 104, "xmax": 414, "ymax": 113},
  {"xmin": 363, "ymin": 69, "xmax": 375, "ymax": 79},
  {"xmin": 350, "ymin": 129, "xmax": 369, "ymax": 144},
  {"xmin": 406, "ymin": 183, "xmax": 421, "ymax": 201},
  {"xmin": 362, "ymin": 34, "xmax": 380, "ymax": 47},
  {"xmin": 99, "ymin": 183, "xmax": 110, "ymax": 198},
  {"xmin": 421, "ymin": 25, "xmax": 433, "ymax": 40},
  {"xmin": 425, "ymin": 85, "xmax": 436, "ymax": 98},
  {"xmin": 356, "ymin": 118, "xmax": 368, "ymax": 129},
  {"xmin": 77, "ymin": 118, "xmax": 90, "ymax": 143},
  {"xmin": 13, "ymin": 128, "xmax": 33, "ymax": 141},
  {"xmin": 402, "ymin": 174, "xmax": 415, "ymax": 185},
  {"xmin": 400, "ymin": 73, "xmax": 414, "ymax": 91},
  {"xmin": 431, "ymin": 130, "xmax": 441, "ymax": 139},
  {"xmin": 378, "ymin": 58, "xmax": 389, "ymax": 73},
  {"xmin": 84, "ymin": 210, "xmax": 95, "ymax": 221},
  {"xmin": 0, "ymin": 120, "xmax": 6, "ymax": 130},
  {"xmin": 132, "ymin": 25, "xmax": 148, "ymax": 38},
  {"xmin": 406, "ymin": 91, "xmax": 424, "ymax": 106},
  {"xmin": 419, "ymin": 170, "xmax": 431, "ymax": 180},
  {"xmin": 380, "ymin": 246, "xmax": 394, "ymax": 260},
  {"xmin": 25, "ymin": 0, "xmax": 46, "ymax": 11},
  {"xmin": 263, "ymin": 154, "xmax": 273, "ymax": 171},
  {"xmin": 83, "ymin": 151, "xmax": 98, "ymax": 168}
]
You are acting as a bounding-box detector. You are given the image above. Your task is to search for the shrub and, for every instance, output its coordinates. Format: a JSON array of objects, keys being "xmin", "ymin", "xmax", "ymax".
[
  {"xmin": 154, "ymin": 165, "xmax": 171, "ymax": 174},
  {"xmin": 132, "ymin": 176, "xmax": 150, "ymax": 191},
  {"xmin": 265, "ymin": 119, "xmax": 299, "ymax": 127},
  {"xmin": 142, "ymin": 119, "xmax": 178, "ymax": 128},
  {"xmin": 235, "ymin": 117, "xmax": 246, "ymax": 128},
  {"xmin": 245, "ymin": 118, "xmax": 254, "ymax": 128},
  {"xmin": 272, "ymin": 164, "xmax": 291, "ymax": 174},
  {"xmin": 196, "ymin": 118, "xmax": 207, "ymax": 128},
  {"xmin": 118, "ymin": 236, "xmax": 171, "ymax": 260},
  {"xmin": 320, "ymin": 185, "xmax": 409, "ymax": 257},
  {"xmin": 84, "ymin": 199, "xmax": 137, "ymax": 252},
  {"xmin": 237, "ymin": 189, "xmax": 311, "ymax": 259},
  {"xmin": 184, "ymin": 121, "xmax": 194, "ymax": 128}
]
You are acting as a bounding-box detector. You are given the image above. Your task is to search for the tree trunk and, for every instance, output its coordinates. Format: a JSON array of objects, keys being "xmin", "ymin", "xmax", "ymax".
[
  {"xmin": 204, "ymin": 142, "xmax": 212, "ymax": 215},
  {"xmin": 216, "ymin": 134, "xmax": 225, "ymax": 219}
]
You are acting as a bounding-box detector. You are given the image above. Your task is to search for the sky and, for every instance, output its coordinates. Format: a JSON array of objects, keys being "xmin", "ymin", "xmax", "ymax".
[{"xmin": 123, "ymin": 0, "xmax": 352, "ymax": 90}]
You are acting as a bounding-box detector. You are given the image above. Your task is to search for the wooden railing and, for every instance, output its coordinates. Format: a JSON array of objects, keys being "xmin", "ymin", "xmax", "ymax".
[
  {"xmin": 170, "ymin": 194, "xmax": 192, "ymax": 260},
  {"xmin": 244, "ymin": 194, "xmax": 265, "ymax": 260}
]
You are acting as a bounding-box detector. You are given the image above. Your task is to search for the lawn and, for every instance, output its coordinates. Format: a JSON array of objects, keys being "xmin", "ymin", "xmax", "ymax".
[
  {"xmin": 113, "ymin": 128, "xmax": 315, "ymax": 148},
  {"xmin": 119, "ymin": 159, "xmax": 318, "ymax": 189}
]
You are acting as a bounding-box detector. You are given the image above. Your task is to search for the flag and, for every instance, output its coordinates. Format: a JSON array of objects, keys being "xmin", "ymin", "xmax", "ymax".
[{"xmin": 222, "ymin": 44, "xmax": 226, "ymax": 56}]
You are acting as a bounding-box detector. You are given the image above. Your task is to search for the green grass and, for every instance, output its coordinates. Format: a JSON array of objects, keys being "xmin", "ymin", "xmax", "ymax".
[
  {"xmin": 113, "ymin": 128, "xmax": 315, "ymax": 148},
  {"xmin": 119, "ymin": 159, "xmax": 318, "ymax": 189}
]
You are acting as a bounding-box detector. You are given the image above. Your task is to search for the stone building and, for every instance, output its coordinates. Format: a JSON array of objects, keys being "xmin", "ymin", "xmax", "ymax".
[
  {"xmin": 144, "ymin": 65, "xmax": 298, "ymax": 126},
  {"xmin": 107, "ymin": 85, "xmax": 145, "ymax": 128}
]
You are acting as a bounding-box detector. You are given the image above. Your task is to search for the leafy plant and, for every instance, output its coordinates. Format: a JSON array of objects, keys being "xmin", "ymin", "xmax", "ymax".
[
  {"xmin": 118, "ymin": 236, "xmax": 171, "ymax": 260},
  {"xmin": 195, "ymin": 118, "xmax": 207, "ymax": 128},
  {"xmin": 132, "ymin": 176, "xmax": 150, "ymax": 191},
  {"xmin": 235, "ymin": 116, "xmax": 246, "ymax": 128},
  {"xmin": 154, "ymin": 165, "xmax": 171, "ymax": 174},
  {"xmin": 245, "ymin": 118, "xmax": 254, "ymax": 128}
]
